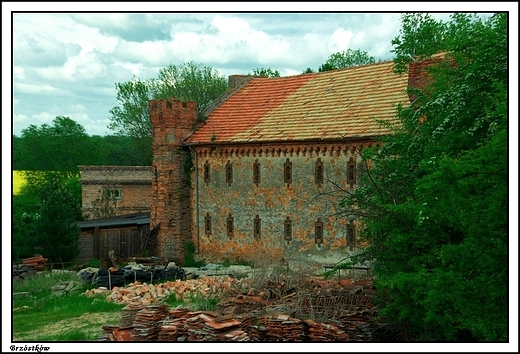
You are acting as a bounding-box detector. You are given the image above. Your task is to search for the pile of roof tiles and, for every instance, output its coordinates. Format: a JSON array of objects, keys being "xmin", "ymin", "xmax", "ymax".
[
  {"xmin": 98, "ymin": 276, "xmax": 383, "ymax": 342},
  {"xmin": 120, "ymin": 303, "xmax": 144, "ymax": 327},
  {"xmin": 305, "ymin": 319, "xmax": 350, "ymax": 341},
  {"xmin": 262, "ymin": 313, "xmax": 308, "ymax": 341},
  {"xmin": 131, "ymin": 305, "xmax": 170, "ymax": 341},
  {"xmin": 157, "ymin": 309, "xmax": 190, "ymax": 341}
]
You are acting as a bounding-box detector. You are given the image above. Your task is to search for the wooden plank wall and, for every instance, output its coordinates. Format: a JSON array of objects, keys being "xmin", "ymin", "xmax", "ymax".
[{"xmin": 78, "ymin": 225, "xmax": 151, "ymax": 262}]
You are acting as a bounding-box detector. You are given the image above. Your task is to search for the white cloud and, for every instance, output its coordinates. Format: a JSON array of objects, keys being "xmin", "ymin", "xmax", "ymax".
[
  {"xmin": 14, "ymin": 82, "xmax": 64, "ymax": 95},
  {"xmin": 329, "ymin": 28, "xmax": 355, "ymax": 53},
  {"xmin": 113, "ymin": 62, "xmax": 147, "ymax": 77},
  {"xmin": 8, "ymin": 11, "xmax": 510, "ymax": 138},
  {"xmin": 13, "ymin": 67, "xmax": 24, "ymax": 80},
  {"xmin": 13, "ymin": 113, "xmax": 29, "ymax": 126}
]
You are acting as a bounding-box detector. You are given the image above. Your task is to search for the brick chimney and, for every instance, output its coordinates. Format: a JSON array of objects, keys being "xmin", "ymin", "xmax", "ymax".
[
  {"xmin": 407, "ymin": 53, "xmax": 447, "ymax": 104},
  {"xmin": 149, "ymin": 98, "xmax": 197, "ymax": 263},
  {"xmin": 228, "ymin": 75, "xmax": 252, "ymax": 89}
]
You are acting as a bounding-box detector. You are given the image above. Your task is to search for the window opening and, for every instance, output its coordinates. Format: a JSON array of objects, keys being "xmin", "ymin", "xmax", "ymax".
[
  {"xmin": 227, "ymin": 214, "xmax": 234, "ymax": 238},
  {"xmin": 205, "ymin": 213, "xmax": 212, "ymax": 235},
  {"xmin": 203, "ymin": 160, "xmax": 210, "ymax": 184},
  {"xmin": 284, "ymin": 158, "xmax": 292, "ymax": 184},
  {"xmin": 315, "ymin": 218, "xmax": 323, "ymax": 245},
  {"xmin": 253, "ymin": 159, "xmax": 261, "ymax": 186},
  {"xmin": 347, "ymin": 157, "xmax": 356, "ymax": 186},
  {"xmin": 254, "ymin": 215, "xmax": 261, "ymax": 239},
  {"xmin": 315, "ymin": 158, "xmax": 324, "ymax": 186},
  {"xmin": 346, "ymin": 221, "xmax": 356, "ymax": 250},
  {"xmin": 226, "ymin": 160, "xmax": 233, "ymax": 186},
  {"xmin": 105, "ymin": 189, "xmax": 121, "ymax": 199},
  {"xmin": 284, "ymin": 216, "xmax": 292, "ymax": 242}
]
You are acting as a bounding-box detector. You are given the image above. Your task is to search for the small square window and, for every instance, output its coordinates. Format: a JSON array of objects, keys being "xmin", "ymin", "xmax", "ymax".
[{"xmin": 105, "ymin": 189, "xmax": 121, "ymax": 199}]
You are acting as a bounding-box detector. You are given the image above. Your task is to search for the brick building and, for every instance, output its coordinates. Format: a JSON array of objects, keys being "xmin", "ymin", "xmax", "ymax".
[
  {"xmin": 149, "ymin": 57, "xmax": 431, "ymax": 266},
  {"xmin": 78, "ymin": 165, "xmax": 152, "ymax": 220}
]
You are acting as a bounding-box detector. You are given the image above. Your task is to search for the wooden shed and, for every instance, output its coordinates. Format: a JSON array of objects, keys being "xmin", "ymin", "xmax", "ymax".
[{"xmin": 75, "ymin": 212, "xmax": 156, "ymax": 263}]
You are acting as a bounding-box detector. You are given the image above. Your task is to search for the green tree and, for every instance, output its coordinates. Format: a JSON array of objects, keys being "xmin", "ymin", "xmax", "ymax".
[
  {"xmin": 108, "ymin": 62, "xmax": 227, "ymax": 162},
  {"xmin": 251, "ymin": 67, "xmax": 281, "ymax": 77},
  {"xmin": 107, "ymin": 77, "xmax": 154, "ymax": 164},
  {"xmin": 32, "ymin": 175, "xmax": 83, "ymax": 262},
  {"xmin": 318, "ymin": 49, "xmax": 376, "ymax": 72},
  {"xmin": 15, "ymin": 116, "xmax": 99, "ymax": 175},
  {"xmin": 341, "ymin": 13, "xmax": 507, "ymax": 341},
  {"xmin": 154, "ymin": 61, "xmax": 228, "ymax": 119},
  {"xmin": 12, "ymin": 190, "xmax": 41, "ymax": 261}
]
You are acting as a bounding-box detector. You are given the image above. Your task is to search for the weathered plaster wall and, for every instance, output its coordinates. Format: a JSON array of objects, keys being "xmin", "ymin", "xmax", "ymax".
[{"xmin": 190, "ymin": 142, "xmax": 372, "ymax": 266}]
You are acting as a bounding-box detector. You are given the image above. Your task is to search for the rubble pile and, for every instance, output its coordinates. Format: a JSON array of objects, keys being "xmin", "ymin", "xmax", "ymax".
[
  {"xmin": 95, "ymin": 275, "xmax": 382, "ymax": 342},
  {"xmin": 85, "ymin": 275, "xmax": 242, "ymax": 306}
]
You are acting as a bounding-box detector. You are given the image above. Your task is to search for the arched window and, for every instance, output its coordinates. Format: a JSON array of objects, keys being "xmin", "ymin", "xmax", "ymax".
[
  {"xmin": 253, "ymin": 159, "xmax": 261, "ymax": 186},
  {"xmin": 315, "ymin": 158, "xmax": 324, "ymax": 186},
  {"xmin": 315, "ymin": 218, "xmax": 323, "ymax": 245},
  {"xmin": 226, "ymin": 160, "xmax": 233, "ymax": 186},
  {"xmin": 284, "ymin": 158, "xmax": 292, "ymax": 184},
  {"xmin": 254, "ymin": 215, "xmax": 261, "ymax": 239}
]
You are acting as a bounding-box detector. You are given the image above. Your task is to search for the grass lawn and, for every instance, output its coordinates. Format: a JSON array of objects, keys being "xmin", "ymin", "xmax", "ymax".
[{"xmin": 12, "ymin": 271, "xmax": 124, "ymax": 341}]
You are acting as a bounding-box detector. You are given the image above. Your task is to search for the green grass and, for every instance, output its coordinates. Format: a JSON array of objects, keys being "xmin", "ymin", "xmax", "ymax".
[
  {"xmin": 37, "ymin": 328, "xmax": 96, "ymax": 341},
  {"xmin": 13, "ymin": 270, "xmax": 124, "ymax": 341}
]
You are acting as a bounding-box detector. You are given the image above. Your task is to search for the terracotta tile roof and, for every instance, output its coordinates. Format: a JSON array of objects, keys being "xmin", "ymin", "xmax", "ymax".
[{"xmin": 186, "ymin": 60, "xmax": 409, "ymax": 145}]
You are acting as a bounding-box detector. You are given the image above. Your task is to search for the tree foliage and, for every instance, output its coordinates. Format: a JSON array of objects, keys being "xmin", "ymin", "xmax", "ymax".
[
  {"xmin": 32, "ymin": 175, "xmax": 82, "ymax": 262},
  {"xmin": 14, "ymin": 116, "xmax": 99, "ymax": 175},
  {"xmin": 341, "ymin": 13, "xmax": 507, "ymax": 341},
  {"xmin": 13, "ymin": 174, "xmax": 82, "ymax": 263},
  {"xmin": 318, "ymin": 49, "xmax": 376, "ymax": 72},
  {"xmin": 108, "ymin": 62, "xmax": 227, "ymax": 140},
  {"xmin": 108, "ymin": 77, "xmax": 153, "ymax": 139},
  {"xmin": 251, "ymin": 67, "xmax": 281, "ymax": 77}
]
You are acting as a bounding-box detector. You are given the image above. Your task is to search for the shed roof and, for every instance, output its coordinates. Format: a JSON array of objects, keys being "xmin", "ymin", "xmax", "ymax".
[
  {"xmin": 186, "ymin": 60, "xmax": 409, "ymax": 145},
  {"xmin": 76, "ymin": 212, "xmax": 150, "ymax": 230}
]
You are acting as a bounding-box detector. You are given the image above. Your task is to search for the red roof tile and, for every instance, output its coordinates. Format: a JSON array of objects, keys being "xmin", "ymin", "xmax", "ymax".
[{"xmin": 186, "ymin": 60, "xmax": 409, "ymax": 145}]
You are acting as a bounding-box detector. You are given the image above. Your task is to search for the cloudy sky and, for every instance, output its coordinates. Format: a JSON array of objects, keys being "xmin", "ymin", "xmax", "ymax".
[{"xmin": 4, "ymin": 3, "xmax": 513, "ymax": 138}]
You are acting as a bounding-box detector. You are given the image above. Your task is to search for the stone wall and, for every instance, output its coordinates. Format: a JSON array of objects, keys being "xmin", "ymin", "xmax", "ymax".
[
  {"xmin": 190, "ymin": 141, "xmax": 374, "ymax": 266},
  {"xmin": 79, "ymin": 166, "xmax": 152, "ymax": 219}
]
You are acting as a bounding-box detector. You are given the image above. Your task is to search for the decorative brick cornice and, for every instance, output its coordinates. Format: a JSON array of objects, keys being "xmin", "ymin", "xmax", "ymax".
[
  {"xmin": 192, "ymin": 139, "xmax": 379, "ymax": 159},
  {"xmin": 79, "ymin": 180, "xmax": 151, "ymax": 185},
  {"xmin": 78, "ymin": 165, "xmax": 152, "ymax": 172}
]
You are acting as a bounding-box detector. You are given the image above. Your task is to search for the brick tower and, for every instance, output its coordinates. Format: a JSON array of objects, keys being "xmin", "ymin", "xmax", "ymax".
[{"xmin": 149, "ymin": 98, "xmax": 197, "ymax": 262}]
